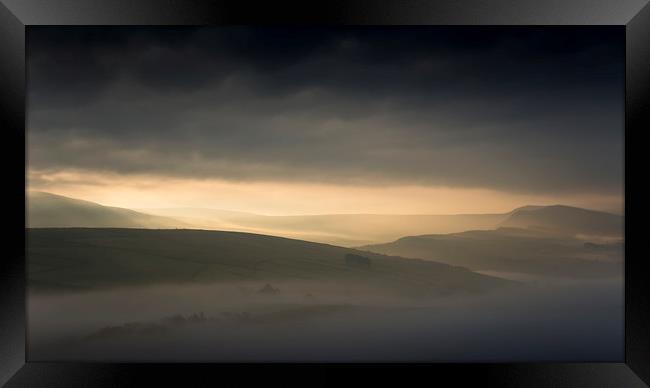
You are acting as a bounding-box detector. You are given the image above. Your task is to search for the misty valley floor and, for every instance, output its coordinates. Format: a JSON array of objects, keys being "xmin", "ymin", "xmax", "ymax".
[
  {"xmin": 28, "ymin": 280, "xmax": 623, "ymax": 362},
  {"xmin": 27, "ymin": 228, "xmax": 623, "ymax": 362}
]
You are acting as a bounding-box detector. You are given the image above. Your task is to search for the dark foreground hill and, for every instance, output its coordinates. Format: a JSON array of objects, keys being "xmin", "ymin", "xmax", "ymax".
[{"xmin": 27, "ymin": 228, "xmax": 514, "ymax": 296}]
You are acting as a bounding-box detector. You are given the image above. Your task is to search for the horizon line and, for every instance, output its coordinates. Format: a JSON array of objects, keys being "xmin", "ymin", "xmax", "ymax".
[{"xmin": 26, "ymin": 190, "xmax": 624, "ymax": 217}]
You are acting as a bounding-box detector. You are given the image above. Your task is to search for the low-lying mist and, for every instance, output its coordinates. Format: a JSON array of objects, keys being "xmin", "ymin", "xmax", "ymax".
[{"xmin": 28, "ymin": 277, "xmax": 622, "ymax": 362}]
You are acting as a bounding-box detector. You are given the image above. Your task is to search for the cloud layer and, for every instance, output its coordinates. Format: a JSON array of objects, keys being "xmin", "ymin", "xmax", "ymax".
[{"xmin": 27, "ymin": 26, "xmax": 624, "ymax": 195}]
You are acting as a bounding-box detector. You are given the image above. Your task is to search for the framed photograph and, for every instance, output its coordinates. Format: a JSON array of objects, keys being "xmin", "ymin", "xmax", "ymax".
[{"xmin": 1, "ymin": 1, "xmax": 648, "ymax": 386}]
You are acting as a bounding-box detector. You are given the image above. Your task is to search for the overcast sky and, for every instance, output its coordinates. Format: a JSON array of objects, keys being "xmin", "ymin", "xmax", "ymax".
[{"xmin": 26, "ymin": 27, "xmax": 624, "ymax": 214}]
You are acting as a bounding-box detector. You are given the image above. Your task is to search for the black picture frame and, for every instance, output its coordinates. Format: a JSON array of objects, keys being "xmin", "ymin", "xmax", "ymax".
[{"xmin": 1, "ymin": 1, "xmax": 648, "ymax": 386}]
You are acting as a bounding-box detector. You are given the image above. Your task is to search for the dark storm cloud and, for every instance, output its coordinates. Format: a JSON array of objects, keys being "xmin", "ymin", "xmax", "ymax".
[{"xmin": 27, "ymin": 26, "xmax": 624, "ymax": 194}]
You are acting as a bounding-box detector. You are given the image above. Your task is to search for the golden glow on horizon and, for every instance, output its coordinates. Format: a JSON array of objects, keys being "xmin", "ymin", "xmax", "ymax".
[{"xmin": 27, "ymin": 169, "xmax": 623, "ymax": 216}]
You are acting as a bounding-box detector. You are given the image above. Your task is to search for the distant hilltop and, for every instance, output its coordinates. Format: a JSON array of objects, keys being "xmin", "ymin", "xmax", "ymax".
[
  {"xmin": 26, "ymin": 191, "xmax": 187, "ymax": 229},
  {"xmin": 501, "ymin": 204, "xmax": 622, "ymax": 238}
]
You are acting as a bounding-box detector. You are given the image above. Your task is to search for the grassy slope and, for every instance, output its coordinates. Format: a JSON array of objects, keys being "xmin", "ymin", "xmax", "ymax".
[{"xmin": 27, "ymin": 228, "xmax": 513, "ymax": 294}]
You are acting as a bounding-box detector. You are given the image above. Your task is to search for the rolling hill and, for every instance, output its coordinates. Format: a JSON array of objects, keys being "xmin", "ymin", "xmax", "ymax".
[
  {"xmin": 139, "ymin": 204, "xmax": 623, "ymax": 245},
  {"xmin": 361, "ymin": 227, "xmax": 623, "ymax": 278},
  {"xmin": 27, "ymin": 191, "xmax": 186, "ymax": 229},
  {"xmin": 27, "ymin": 192, "xmax": 623, "ymax": 246},
  {"xmin": 27, "ymin": 228, "xmax": 515, "ymax": 296},
  {"xmin": 28, "ymin": 192, "xmax": 508, "ymax": 245},
  {"xmin": 134, "ymin": 208, "xmax": 509, "ymax": 246}
]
